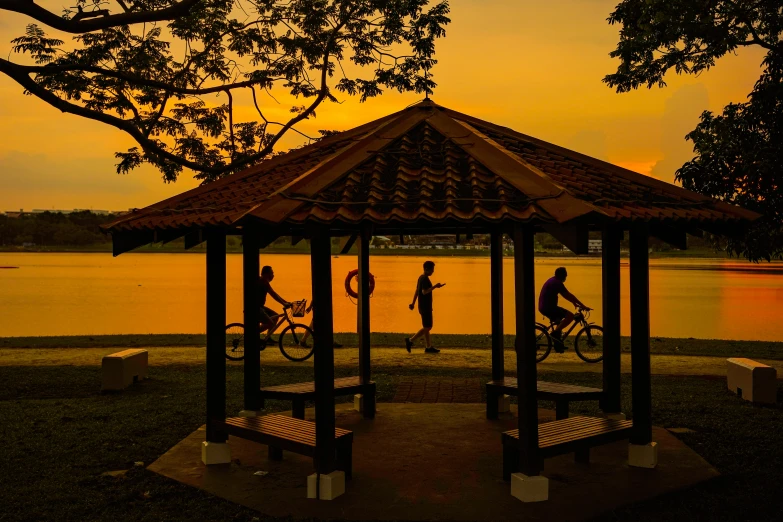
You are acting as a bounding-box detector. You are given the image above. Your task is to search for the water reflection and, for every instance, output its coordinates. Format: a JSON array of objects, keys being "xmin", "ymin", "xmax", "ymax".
[{"xmin": 0, "ymin": 253, "xmax": 781, "ymax": 341}]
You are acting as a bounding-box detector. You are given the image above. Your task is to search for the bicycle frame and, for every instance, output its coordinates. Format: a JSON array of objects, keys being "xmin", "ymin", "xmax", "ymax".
[
  {"xmin": 262, "ymin": 308, "xmax": 295, "ymax": 342},
  {"xmin": 540, "ymin": 309, "xmax": 592, "ymax": 341}
]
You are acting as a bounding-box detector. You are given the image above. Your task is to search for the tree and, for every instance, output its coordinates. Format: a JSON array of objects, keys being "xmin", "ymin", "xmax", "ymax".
[
  {"xmin": 603, "ymin": 0, "xmax": 782, "ymax": 260},
  {"xmin": 2, "ymin": 0, "xmax": 450, "ymax": 182}
]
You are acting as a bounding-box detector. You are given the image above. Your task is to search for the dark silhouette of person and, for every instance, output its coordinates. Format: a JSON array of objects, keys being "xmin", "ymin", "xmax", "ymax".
[
  {"xmin": 258, "ymin": 265, "xmax": 291, "ymax": 340},
  {"xmin": 538, "ymin": 267, "xmax": 590, "ymax": 350},
  {"xmin": 405, "ymin": 260, "xmax": 445, "ymax": 354}
]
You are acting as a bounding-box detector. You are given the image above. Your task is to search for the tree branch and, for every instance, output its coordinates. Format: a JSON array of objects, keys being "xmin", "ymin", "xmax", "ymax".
[
  {"xmin": 0, "ymin": 57, "xmax": 222, "ymax": 175},
  {"xmin": 1, "ymin": 0, "xmax": 202, "ymax": 34}
]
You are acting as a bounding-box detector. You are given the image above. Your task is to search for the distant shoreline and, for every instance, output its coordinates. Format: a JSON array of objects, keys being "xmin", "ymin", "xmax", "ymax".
[{"xmin": 0, "ymin": 245, "xmax": 732, "ymax": 259}]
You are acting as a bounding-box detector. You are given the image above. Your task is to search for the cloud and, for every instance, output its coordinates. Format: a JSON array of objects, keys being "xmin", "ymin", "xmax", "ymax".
[
  {"xmin": 650, "ymin": 84, "xmax": 710, "ymax": 184},
  {"xmin": 564, "ymin": 129, "xmax": 609, "ymax": 161}
]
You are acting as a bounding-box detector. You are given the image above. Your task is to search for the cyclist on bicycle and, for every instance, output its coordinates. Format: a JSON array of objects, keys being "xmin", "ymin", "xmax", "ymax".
[
  {"xmin": 538, "ymin": 267, "xmax": 590, "ymax": 351},
  {"xmin": 259, "ymin": 266, "xmax": 292, "ymax": 339}
]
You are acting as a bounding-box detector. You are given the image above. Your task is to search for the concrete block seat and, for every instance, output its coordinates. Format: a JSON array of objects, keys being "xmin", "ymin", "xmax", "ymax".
[
  {"xmin": 502, "ymin": 416, "xmax": 633, "ymax": 480},
  {"xmin": 486, "ymin": 378, "xmax": 604, "ymax": 420},
  {"xmin": 214, "ymin": 414, "xmax": 354, "ymax": 478},
  {"xmin": 259, "ymin": 376, "xmax": 376, "ymax": 419}
]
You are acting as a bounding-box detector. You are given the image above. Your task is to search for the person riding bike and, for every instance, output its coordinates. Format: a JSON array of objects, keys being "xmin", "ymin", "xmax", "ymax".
[
  {"xmin": 538, "ymin": 267, "xmax": 590, "ymax": 352},
  {"xmin": 258, "ymin": 265, "xmax": 292, "ymax": 343}
]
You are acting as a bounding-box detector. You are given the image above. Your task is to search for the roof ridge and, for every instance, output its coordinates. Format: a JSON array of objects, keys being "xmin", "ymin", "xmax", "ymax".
[
  {"xmin": 424, "ymin": 110, "xmax": 600, "ymax": 224},
  {"xmin": 103, "ymin": 107, "xmax": 409, "ymax": 231}
]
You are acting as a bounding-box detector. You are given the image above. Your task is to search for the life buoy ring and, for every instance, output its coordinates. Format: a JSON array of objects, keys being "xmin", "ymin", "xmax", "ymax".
[{"xmin": 345, "ymin": 269, "xmax": 375, "ymax": 298}]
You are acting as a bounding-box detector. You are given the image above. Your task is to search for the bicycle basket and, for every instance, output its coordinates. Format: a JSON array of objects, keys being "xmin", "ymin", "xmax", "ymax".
[{"xmin": 291, "ymin": 300, "xmax": 307, "ymax": 317}]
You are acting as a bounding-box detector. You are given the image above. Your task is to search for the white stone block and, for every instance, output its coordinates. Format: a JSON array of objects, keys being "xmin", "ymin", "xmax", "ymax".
[
  {"xmin": 628, "ymin": 442, "xmax": 658, "ymax": 469},
  {"xmin": 237, "ymin": 410, "xmax": 260, "ymax": 418},
  {"xmin": 354, "ymin": 394, "xmax": 363, "ymax": 412},
  {"xmin": 201, "ymin": 441, "xmax": 231, "ymax": 465},
  {"xmin": 605, "ymin": 412, "xmax": 627, "ymax": 421},
  {"xmin": 498, "ymin": 394, "xmax": 511, "ymax": 413},
  {"xmin": 727, "ymin": 358, "xmax": 777, "ymax": 404},
  {"xmin": 101, "ymin": 349, "xmax": 148, "ymax": 391},
  {"xmin": 510, "ymin": 473, "xmax": 549, "ymax": 502},
  {"xmin": 307, "ymin": 471, "xmax": 346, "ymax": 500}
]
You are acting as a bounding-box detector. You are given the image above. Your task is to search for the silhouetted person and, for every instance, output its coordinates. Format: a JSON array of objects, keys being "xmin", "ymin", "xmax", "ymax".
[
  {"xmin": 405, "ymin": 260, "xmax": 445, "ymax": 354},
  {"xmin": 538, "ymin": 267, "xmax": 590, "ymax": 351},
  {"xmin": 258, "ymin": 265, "xmax": 291, "ymax": 341}
]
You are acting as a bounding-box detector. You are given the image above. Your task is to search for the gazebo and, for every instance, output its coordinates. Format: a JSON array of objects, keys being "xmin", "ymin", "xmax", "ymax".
[{"xmin": 104, "ymin": 100, "xmax": 759, "ymax": 502}]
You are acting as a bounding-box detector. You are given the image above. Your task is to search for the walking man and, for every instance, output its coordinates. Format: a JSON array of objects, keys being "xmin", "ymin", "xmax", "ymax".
[
  {"xmin": 538, "ymin": 267, "xmax": 590, "ymax": 351},
  {"xmin": 405, "ymin": 260, "xmax": 445, "ymax": 354}
]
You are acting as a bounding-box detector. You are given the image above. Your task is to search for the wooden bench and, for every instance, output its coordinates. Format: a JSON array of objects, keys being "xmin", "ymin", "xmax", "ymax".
[
  {"xmin": 215, "ymin": 414, "xmax": 354, "ymax": 478},
  {"xmin": 486, "ymin": 378, "xmax": 604, "ymax": 420},
  {"xmin": 501, "ymin": 416, "xmax": 633, "ymax": 480},
  {"xmin": 259, "ymin": 376, "xmax": 376, "ymax": 419}
]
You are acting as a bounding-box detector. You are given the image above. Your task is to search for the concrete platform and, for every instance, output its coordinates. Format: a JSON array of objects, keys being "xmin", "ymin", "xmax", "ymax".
[{"xmin": 148, "ymin": 403, "xmax": 718, "ymax": 521}]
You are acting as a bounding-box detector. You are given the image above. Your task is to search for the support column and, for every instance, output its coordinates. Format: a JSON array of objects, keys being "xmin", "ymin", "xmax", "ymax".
[
  {"xmin": 490, "ymin": 230, "xmax": 505, "ymax": 381},
  {"xmin": 310, "ymin": 232, "xmax": 336, "ymax": 475},
  {"xmin": 203, "ymin": 228, "xmax": 229, "ymax": 465},
  {"xmin": 357, "ymin": 224, "xmax": 374, "ymax": 418},
  {"xmin": 511, "ymin": 224, "xmax": 547, "ymax": 502},
  {"xmin": 601, "ymin": 226, "xmax": 622, "ymax": 415},
  {"xmin": 629, "ymin": 224, "xmax": 657, "ymax": 468},
  {"xmin": 241, "ymin": 225, "xmax": 262, "ymax": 414}
]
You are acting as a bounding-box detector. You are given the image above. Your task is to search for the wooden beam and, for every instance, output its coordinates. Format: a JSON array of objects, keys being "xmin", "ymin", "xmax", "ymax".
[
  {"xmin": 243, "ymin": 224, "xmax": 262, "ymax": 411},
  {"xmin": 184, "ymin": 229, "xmax": 205, "ymax": 250},
  {"xmin": 543, "ymin": 224, "xmax": 588, "ymax": 255},
  {"xmin": 206, "ymin": 229, "xmax": 227, "ymax": 443},
  {"xmin": 512, "ymin": 224, "xmax": 541, "ymax": 476},
  {"xmin": 629, "ymin": 224, "xmax": 653, "ymax": 445},
  {"xmin": 601, "ymin": 226, "xmax": 622, "ymax": 413},
  {"xmin": 357, "ymin": 224, "xmax": 374, "ymax": 418},
  {"xmin": 340, "ymin": 233, "xmax": 359, "ymax": 254},
  {"xmin": 310, "ymin": 231, "xmax": 336, "ymax": 474},
  {"xmin": 111, "ymin": 230, "xmax": 154, "ymax": 256},
  {"xmin": 649, "ymin": 224, "xmax": 687, "ymax": 250},
  {"xmin": 490, "ymin": 230, "xmax": 505, "ymax": 381}
]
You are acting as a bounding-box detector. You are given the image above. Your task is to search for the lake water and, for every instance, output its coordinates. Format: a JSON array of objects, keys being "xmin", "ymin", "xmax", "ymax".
[{"xmin": 1, "ymin": 253, "xmax": 782, "ymax": 341}]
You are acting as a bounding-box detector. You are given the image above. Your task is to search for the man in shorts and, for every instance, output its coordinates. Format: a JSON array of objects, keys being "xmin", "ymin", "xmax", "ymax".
[
  {"xmin": 258, "ymin": 265, "xmax": 291, "ymax": 340},
  {"xmin": 538, "ymin": 267, "xmax": 590, "ymax": 351},
  {"xmin": 405, "ymin": 260, "xmax": 445, "ymax": 354}
]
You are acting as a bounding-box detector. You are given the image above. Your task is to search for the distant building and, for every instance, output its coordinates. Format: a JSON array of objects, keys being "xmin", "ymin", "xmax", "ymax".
[{"xmin": 588, "ymin": 239, "xmax": 602, "ymax": 254}]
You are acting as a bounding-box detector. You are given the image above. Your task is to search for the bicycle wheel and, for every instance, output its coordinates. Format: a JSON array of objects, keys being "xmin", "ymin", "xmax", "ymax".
[
  {"xmin": 535, "ymin": 324, "xmax": 553, "ymax": 363},
  {"xmin": 225, "ymin": 323, "xmax": 245, "ymax": 361},
  {"xmin": 574, "ymin": 325, "xmax": 604, "ymax": 363},
  {"xmin": 278, "ymin": 323, "xmax": 315, "ymax": 362}
]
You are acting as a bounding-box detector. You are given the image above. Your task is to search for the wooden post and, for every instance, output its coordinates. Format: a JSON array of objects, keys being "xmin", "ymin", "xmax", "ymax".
[
  {"xmin": 357, "ymin": 224, "xmax": 374, "ymax": 417},
  {"xmin": 310, "ymin": 232, "xmax": 336, "ymax": 474},
  {"xmin": 490, "ymin": 230, "xmax": 505, "ymax": 381},
  {"xmin": 242, "ymin": 225, "xmax": 262, "ymax": 411},
  {"xmin": 629, "ymin": 224, "xmax": 653, "ymax": 445},
  {"xmin": 601, "ymin": 226, "xmax": 622, "ymax": 413},
  {"xmin": 206, "ymin": 229, "xmax": 227, "ymax": 442},
  {"xmin": 513, "ymin": 224, "xmax": 540, "ymax": 476}
]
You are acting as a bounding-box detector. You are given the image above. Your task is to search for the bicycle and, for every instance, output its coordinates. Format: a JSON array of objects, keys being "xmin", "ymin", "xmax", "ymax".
[
  {"xmin": 225, "ymin": 300, "xmax": 314, "ymax": 362},
  {"xmin": 534, "ymin": 306, "xmax": 604, "ymax": 363}
]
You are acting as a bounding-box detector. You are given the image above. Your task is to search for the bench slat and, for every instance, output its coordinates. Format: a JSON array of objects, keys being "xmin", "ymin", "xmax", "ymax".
[
  {"xmin": 503, "ymin": 416, "xmax": 633, "ymax": 456},
  {"xmin": 487, "ymin": 378, "xmax": 603, "ymax": 398}
]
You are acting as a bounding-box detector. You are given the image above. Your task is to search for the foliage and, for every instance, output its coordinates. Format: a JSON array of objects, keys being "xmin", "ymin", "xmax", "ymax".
[
  {"xmin": 1, "ymin": 0, "xmax": 450, "ymax": 182},
  {"xmin": 0, "ymin": 211, "xmax": 115, "ymax": 247},
  {"xmin": 604, "ymin": 0, "xmax": 783, "ymax": 260}
]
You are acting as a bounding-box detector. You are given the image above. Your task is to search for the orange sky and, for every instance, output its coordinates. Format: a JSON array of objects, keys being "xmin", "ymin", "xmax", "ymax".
[{"xmin": 0, "ymin": 1, "xmax": 766, "ymax": 212}]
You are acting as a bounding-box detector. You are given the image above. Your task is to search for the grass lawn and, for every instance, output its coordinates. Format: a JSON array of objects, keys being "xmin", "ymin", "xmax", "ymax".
[{"xmin": 1, "ymin": 364, "xmax": 782, "ymax": 521}]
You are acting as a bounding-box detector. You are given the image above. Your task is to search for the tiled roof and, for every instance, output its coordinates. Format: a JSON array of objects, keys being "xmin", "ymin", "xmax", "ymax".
[{"xmin": 104, "ymin": 100, "xmax": 759, "ymax": 237}]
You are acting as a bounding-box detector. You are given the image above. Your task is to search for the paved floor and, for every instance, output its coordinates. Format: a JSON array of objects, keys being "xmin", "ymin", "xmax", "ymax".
[
  {"xmin": 149, "ymin": 403, "xmax": 718, "ymax": 521},
  {"xmin": 3, "ymin": 346, "xmax": 781, "ymax": 378},
  {"xmin": 391, "ymin": 377, "xmax": 482, "ymax": 403}
]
